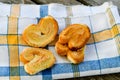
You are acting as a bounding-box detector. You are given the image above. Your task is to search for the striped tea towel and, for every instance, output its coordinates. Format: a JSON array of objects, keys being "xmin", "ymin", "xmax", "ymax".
[{"xmin": 0, "ymin": 2, "xmax": 120, "ymax": 80}]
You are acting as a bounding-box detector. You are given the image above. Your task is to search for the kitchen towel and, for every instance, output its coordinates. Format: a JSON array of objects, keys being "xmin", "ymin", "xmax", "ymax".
[{"xmin": 0, "ymin": 2, "xmax": 120, "ymax": 80}]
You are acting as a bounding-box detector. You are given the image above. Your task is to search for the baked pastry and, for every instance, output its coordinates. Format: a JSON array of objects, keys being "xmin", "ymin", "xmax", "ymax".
[
  {"xmin": 22, "ymin": 15, "xmax": 58, "ymax": 47},
  {"xmin": 67, "ymin": 47, "xmax": 85, "ymax": 64},
  {"xmin": 55, "ymin": 24, "xmax": 91, "ymax": 64},
  {"xmin": 20, "ymin": 47, "xmax": 56, "ymax": 75}
]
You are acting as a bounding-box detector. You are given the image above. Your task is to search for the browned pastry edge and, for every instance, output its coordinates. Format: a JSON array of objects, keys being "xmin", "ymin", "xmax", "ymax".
[
  {"xmin": 20, "ymin": 47, "xmax": 56, "ymax": 75},
  {"xmin": 55, "ymin": 24, "xmax": 91, "ymax": 64},
  {"xmin": 22, "ymin": 15, "xmax": 58, "ymax": 47}
]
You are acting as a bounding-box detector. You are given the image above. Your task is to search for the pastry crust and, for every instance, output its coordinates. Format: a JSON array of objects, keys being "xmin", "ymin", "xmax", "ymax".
[
  {"xmin": 58, "ymin": 24, "xmax": 90, "ymax": 49},
  {"xmin": 55, "ymin": 42, "xmax": 69, "ymax": 56},
  {"xmin": 67, "ymin": 47, "xmax": 85, "ymax": 64},
  {"xmin": 20, "ymin": 47, "xmax": 56, "ymax": 75},
  {"xmin": 55, "ymin": 24, "xmax": 91, "ymax": 64},
  {"xmin": 22, "ymin": 15, "xmax": 58, "ymax": 47}
]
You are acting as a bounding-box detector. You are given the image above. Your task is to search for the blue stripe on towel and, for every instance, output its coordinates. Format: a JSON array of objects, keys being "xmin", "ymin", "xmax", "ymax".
[
  {"xmin": 100, "ymin": 56, "xmax": 120, "ymax": 69},
  {"xmin": 78, "ymin": 60, "xmax": 100, "ymax": 72},
  {"xmin": 52, "ymin": 63, "xmax": 73, "ymax": 74},
  {"xmin": 40, "ymin": 5, "xmax": 48, "ymax": 17},
  {"xmin": 1, "ymin": 56, "xmax": 120, "ymax": 76},
  {"xmin": 0, "ymin": 67, "xmax": 9, "ymax": 76},
  {"xmin": 42, "ymin": 68, "xmax": 52, "ymax": 80}
]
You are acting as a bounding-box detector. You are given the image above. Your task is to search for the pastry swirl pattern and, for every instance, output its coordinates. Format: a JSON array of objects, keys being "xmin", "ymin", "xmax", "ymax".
[
  {"xmin": 20, "ymin": 47, "xmax": 56, "ymax": 75},
  {"xmin": 55, "ymin": 24, "xmax": 91, "ymax": 64},
  {"xmin": 22, "ymin": 16, "xmax": 58, "ymax": 47}
]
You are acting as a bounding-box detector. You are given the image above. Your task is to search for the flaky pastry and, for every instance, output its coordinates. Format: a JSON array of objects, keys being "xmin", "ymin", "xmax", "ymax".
[
  {"xmin": 20, "ymin": 47, "xmax": 56, "ymax": 75},
  {"xmin": 22, "ymin": 16, "xmax": 58, "ymax": 47},
  {"xmin": 55, "ymin": 24, "xmax": 91, "ymax": 64}
]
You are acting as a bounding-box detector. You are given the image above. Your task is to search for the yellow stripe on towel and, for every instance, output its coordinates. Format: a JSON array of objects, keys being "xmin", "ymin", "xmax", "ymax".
[
  {"xmin": 0, "ymin": 36, "xmax": 7, "ymax": 44},
  {"xmin": 10, "ymin": 76, "xmax": 20, "ymax": 80},
  {"xmin": 94, "ymin": 29, "xmax": 112, "ymax": 42},
  {"xmin": 7, "ymin": 17, "xmax": 19, "ymax": 67},
  {"xmin": 10, "ymin": 4, "xmax": 20, "ymax": 17},
  {"xmin": 8, "ymin": 17, "xmax": 18, "ymax": 34}
]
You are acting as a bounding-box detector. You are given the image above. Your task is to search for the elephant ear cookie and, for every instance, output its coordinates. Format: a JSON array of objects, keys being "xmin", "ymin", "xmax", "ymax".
[
  {"xmin": 22, "ymin": 16, "xmax": 58, "ymax": 47},
  {"xmin": 20, "ymin": 47, "xmax": 56, "ymax": 75},
  {"xmin": 55, "ymin": 24, "xmax": 91, "ymax": 64}
]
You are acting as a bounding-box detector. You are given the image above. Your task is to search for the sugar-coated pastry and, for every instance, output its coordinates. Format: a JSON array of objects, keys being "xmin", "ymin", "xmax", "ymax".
[
  {"xmin": 22, "ymin": 15, "xmax": 58, "ymax": 47},
  {"xmin": 55, "ymin": 24, "xmax": 91, "ymax": 64},
  {"xmin": 67, "ymin": 47, "xmax": 85, "ymax": 64},
  {"xmin": 20, "ymin": 47, "xmax": 56, "ymax": 75}
]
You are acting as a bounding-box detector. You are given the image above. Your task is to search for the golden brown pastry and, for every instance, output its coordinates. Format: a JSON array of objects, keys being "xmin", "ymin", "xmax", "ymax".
[
  {"xmin": 67, "ymin": 47, "xmax": 85, "ymax": 64},
  {"xmin": 55, "ymin": 24, "xmax": 91, "ymax": 64},
  {"xmin": 20, "ymin": 47, "xmax": 56, "ymax": 75},
  {"xmin": 22, "ymin": 15, "xmax": 58, "ymax": 47}
]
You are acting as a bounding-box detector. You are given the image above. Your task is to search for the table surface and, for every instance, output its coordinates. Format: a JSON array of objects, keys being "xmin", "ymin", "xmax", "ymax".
[{"xmin": 0, "ymin": 0, "xmax": 120, "ymax": 80}]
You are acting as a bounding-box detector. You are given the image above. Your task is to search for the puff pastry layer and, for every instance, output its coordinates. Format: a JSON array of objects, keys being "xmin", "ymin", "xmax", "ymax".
[
  {"xmin": 22, "ymin": 16, "xmax": 58, "ymax": 47},
  {"xmin": 20, "ymin": 47, "xmax": 56, "ymax": 75},
  {"xmin": 55, "ymin": 24, "xmax": 91, "ymax": 64}
]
